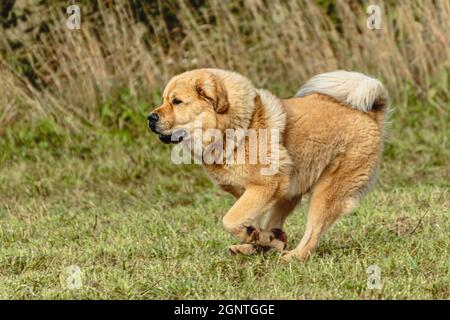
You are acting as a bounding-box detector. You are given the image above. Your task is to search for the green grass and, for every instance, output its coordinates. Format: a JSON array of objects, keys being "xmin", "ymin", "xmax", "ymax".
[{"xmin": 0, "ymin": 105, "xmax": 449, "ymax": 299}]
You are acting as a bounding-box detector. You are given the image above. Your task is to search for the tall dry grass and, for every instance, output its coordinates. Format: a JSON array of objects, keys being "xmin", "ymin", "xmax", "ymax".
[{"xmin": 0, "ymin": 0, "xmax": 449, "ymax": 133}]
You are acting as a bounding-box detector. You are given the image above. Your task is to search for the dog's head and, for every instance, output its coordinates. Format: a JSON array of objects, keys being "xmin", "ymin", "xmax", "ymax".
[{"xmin": 147, "ymin": 69, "xmax": 230, "ymax": 144}]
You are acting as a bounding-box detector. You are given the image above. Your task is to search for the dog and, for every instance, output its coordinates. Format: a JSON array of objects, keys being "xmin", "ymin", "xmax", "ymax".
[{"xmin": 148, "ymin": 68, "xmax": 389, "ymax": 261}]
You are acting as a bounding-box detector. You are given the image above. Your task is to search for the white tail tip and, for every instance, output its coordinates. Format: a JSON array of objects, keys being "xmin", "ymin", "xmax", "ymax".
[{"xmin": 296, "ymin": 70, "xmax": 389, "ymax": 112}]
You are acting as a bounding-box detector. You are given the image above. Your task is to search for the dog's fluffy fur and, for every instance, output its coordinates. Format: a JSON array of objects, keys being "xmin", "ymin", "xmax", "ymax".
[{"xmin": 149, "ymin": 68, "xmax": 389, "ymax": 261}]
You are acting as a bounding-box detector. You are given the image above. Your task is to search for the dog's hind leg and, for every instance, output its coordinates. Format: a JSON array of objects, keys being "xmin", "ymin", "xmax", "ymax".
[
  {"xmin": 258, "ymin": 195, "xmax": 301, "ymax": 252},
  {"xmin": 264, "ymin": 195, "xmax": 301, "ymax": 230},
  {"xmin": 223, "ymin": 185, "xmax": 290, "ymax": 253},
  {"xmin": 281, "ymin": 158, "xmax": 375, "ymax": 262},
  {"xmin": 228, "ymin": 195, "xmax": 300, "ymax": 255},
  {"xmin": 228, "ymin": 244, "xmax": 261, "ymax": 255}
]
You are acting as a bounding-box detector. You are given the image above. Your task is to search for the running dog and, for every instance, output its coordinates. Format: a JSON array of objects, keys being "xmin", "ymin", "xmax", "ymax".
[{"xmin": 148, "ymin": 69, "xmax": 389, "ymax": 261}]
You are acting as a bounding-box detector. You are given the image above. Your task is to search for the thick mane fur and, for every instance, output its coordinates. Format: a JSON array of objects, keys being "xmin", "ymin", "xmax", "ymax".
[
  {"xmin": 255, "ymin": 88, "xmax": 287, "ymax": 137},
  {"xmin": 206, "ymin": 68, "xmax": 257, "ymax": 131},
  {"xmin": 207, "ymin": 69, "xmax": 287, "ymax": 135},
  {"xmin": 208, "ymin": 69, "xmax": 291, "ymax": 176}
]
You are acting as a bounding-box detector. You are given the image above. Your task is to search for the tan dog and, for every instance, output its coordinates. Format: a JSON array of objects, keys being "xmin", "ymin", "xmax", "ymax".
[{"xmin": 148, "ymin": 69, "xmax": 389, "ymax": 261}]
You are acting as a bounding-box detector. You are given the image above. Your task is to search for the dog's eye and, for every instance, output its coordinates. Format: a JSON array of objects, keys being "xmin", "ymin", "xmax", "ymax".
[{"xmin": 172, "ymin": 98, "xmax": 182, "ymax": 105}]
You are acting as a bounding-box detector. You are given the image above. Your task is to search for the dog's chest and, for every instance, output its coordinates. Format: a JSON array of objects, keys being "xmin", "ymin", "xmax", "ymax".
[{"xmin": 203, "ymin": 164, "xmax": 247, "ymax": 189}]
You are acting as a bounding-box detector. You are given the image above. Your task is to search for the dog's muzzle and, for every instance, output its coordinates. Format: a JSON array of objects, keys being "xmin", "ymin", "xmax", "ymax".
[
  {"xmin": 147, "ymin": 112, "xmax": 159, "ymax": 123},
  {"xmin": 147, "ymin": 113, "xmax": 160, "ymax": 133},
  {"xmin": 147, "ymin": 113, "xmax": 187, "ymax": 144}
]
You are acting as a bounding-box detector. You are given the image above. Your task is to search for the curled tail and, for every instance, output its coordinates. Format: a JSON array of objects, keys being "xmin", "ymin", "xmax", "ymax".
[{"xmin": 296, "ymin": 70, "xmax": 390, "ymax": 126}]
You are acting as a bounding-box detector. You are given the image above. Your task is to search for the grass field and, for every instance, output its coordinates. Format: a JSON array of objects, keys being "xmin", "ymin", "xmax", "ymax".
[
  {"xmin": 0, "ymin": 100, "xmax": 448, "ymax": 299},
  {"xmin": 0, "ymin": 1, "xmax": 449, "ymax": 300}
]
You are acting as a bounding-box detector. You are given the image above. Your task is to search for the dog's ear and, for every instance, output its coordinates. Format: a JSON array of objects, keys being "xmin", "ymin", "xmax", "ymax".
[
  {"xmin": 212, "ymin": 77, "xmax": 230, "ymax": 114},
  {"xmin": 195, "ymin": 74, "xmax": 229, "ymax": 114}
]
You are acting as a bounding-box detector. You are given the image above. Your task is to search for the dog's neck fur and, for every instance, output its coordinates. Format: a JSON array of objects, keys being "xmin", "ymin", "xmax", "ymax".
[
  {"xmin": 208, "ymin": 68, "xmax": 286, "ymax": 135},
  {"xmin": 199, "ymin": 69, "xmax": 289, "ymax": 176},
  {"xmin": 202, "ymin": 87, "xmax": 288, "ymax": 166},
  {"xmin": 201, "ymin": 78, "xmax": 293, "ymax": 185},
  {"xmin": 206, "ymin": 69, "xmax": 257, "ymax": 131},
  {"xmin": 218, "ymin": 87, "xmax": 287, "ymax": 138},
  {"xmin": 251, "ymin": 89, "xmax": 287, "ymax": 135}
]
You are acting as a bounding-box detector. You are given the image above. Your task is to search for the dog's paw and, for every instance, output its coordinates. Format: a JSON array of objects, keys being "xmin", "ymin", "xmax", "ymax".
[
  {"xmin": 269, "ymin": 228, "xmax": 288, "ymax": 251},
  {"xmin": 236, "ymin": 226, "xmax": 288, "ymax": 252},
  {"xmin": 243, "ymin": 225, "xmax": 260, "ymax": 243},
  {"xmin": 228, "ymin": 244, "xmax": 257, "ymax": 255},
  {"xmin": 281, "ymin": 249, "xmax": 309, "ymax": 262},
  {"xmin": 280, "ymin": 250, "xmax": 296, "ymax": 262},
  {"xmin": 271, "ymin": 228, "xmax": 287, "ymax": 243},
  {"xmin": 254, "ymin": 228, "xmax": 288, "ymax": 252}
]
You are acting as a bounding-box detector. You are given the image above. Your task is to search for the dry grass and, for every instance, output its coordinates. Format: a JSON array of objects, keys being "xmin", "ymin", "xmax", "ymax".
[{"xmin": 0, "ymin": 0, "xmax": 449, "ymax": 132}]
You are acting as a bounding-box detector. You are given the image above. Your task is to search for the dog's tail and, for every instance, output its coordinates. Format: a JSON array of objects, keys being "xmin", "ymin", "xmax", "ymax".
[{"xmin": 296, "ymin": 70, "xmax": 389, "ymax": 127}]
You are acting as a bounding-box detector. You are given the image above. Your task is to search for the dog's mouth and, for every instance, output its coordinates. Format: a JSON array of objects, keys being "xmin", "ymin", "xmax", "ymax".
[
  {"xmin": 153, "ymin": 128, "xmax": 187, "ymax": 145},
  {"xmin": 148, "ymin": 121, "xmax": 188, "ymax": 144},
  {"xmin": 160, "ymin": 129, "xmax": 188, "ymax": 144}
]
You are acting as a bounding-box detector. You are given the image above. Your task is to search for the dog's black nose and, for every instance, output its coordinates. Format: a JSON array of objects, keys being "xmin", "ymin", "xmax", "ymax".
[{"xmin": 147, "ymin": 113, "xmax": 159, "ymax": 123}]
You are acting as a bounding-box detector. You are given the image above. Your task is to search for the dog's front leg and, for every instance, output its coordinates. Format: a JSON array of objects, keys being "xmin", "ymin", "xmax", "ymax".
[
  {"xmin": 222, "ymin": 185, "xmax": 275, "ymax": 242},
  {"xmin": 223, "ymin": 185, "xmax": 286, "ymax": 253}
]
